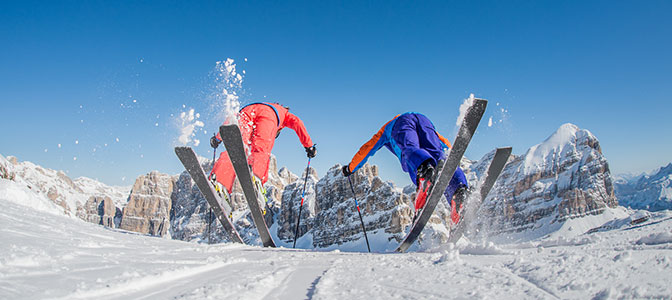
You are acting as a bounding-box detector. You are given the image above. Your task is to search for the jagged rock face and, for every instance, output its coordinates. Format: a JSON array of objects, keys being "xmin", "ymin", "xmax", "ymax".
[
  {"xmin": 307, "ymin": 164, "xmax": 414, "ymax": 248},
  {"xmin": 477, "ymin": 123, "xmax": 617, "ymax": 236},
  {"xmin": 76, "ymin": 196, "xmax": 120, "ymax": 227},
  {"xmin": 615, "ymin": 163, "xmax": 672, "ymax": 211},
  {"xmin": 170, "ymin": 154, "xmax": 291, "ymax": 244},
  {"xmin": 170, "ymin": 172, "xmax": 214, "ymax": 241},
  {"xmin": 120, "ymin": 171, "xmax": 174, "ymax": 237},
  {"xmin": 275, "ymin": 167, "xmax": 318, "ymax": 243}
]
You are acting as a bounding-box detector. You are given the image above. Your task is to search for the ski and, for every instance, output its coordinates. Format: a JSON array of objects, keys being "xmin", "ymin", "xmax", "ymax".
[
  {"xmin": 446, "ymin": 146, "xmax": 512, "ymax": 244},
  {"xmin": 395, "ymin": 98, "xmax": 487, "ymax": 252},
  {"xmin": 174, "ymin": 146, "xmax": 244, "ymax": 244},
  {"xmin": 219, "ymin": 124, "xmax": 277, "ymax": 248}
]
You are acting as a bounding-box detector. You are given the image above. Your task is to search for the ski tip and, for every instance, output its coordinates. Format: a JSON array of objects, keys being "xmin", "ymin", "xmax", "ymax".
[
  {"xmin": 473, "ymin": 98, "xmax": 488, "ymax": 108},
  {"xmin": 496, "ymin": 147, "xmax": 513, "ymax": 156},
  {"xmin": 174, "ymin": 146, "xmax": 191, "ymax": 154}
]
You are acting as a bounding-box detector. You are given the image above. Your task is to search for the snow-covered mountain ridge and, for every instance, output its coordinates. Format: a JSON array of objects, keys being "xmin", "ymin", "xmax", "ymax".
[
  {"xmin": 615, "ymin": 163, "xmax": 672, "ymax": 211},
  {"xmin": 0, "ymin": 154, "xmax": 130, "ymax": 226}
]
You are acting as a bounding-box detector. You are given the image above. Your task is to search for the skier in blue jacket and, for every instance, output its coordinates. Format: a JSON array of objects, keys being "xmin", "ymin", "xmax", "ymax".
[{"xmin": 342, "ymin": 112, "xmax": 468, "ymax": 223}]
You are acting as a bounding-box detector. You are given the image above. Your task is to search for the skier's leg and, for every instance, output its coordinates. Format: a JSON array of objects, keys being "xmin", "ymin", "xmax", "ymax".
[
  {"xmin": 248, "ymin": 113, "xmax": 277, "ymax": 184},
  {"xmin": 211, "ymin": 151, "xmax": 237, "ymax": 194},
  {"xmin": 444, "ymin": 167, "xmax": 469, "ymax": 223},
  {"xmin": 444, "ymin": 167, "xmax": 468, "ymax": 201},
  {"xmin": 391, "ymin": 114, "xmax": 434, "ymax": 185},
  {"xmin": 415, "ymin": 114, "xmax": 446, "ymax": 163}
]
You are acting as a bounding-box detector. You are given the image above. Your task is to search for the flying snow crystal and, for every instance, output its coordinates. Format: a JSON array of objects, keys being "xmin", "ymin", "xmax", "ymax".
[
  {"xmin": 456, "ymin": 93, "xmax": 476, "ymax": 127},
  {"xmin": 44, "ymin": 149, "xmax": 48, "ymax": 153},
  {"xmin": 73, "ymin": 157, "xmax": 77, "ymax": 161},
  {"xmin": 75, "ymin": 140, "xmax": 79, "ymax": 145},
  {"xmin": 178, "ymin": 108, "xmax": 205, "ymax": 146},
  {"xmin": 488, "ymin": 116, "xmax": 493, "ymax": 127},
  {"xmin": 214, "ymin": 58, "xmax": 243, "ymax": 125},
  {"xmin": 58, "ymin": 144, "xmax": 62, "ymax": 148},
  {"xmin": 115, "ymin": 138, "xmax": 119, "ymax": 142},
  {"xmin": 155, "ymin": 123, "xmax": 159, "ymax": 127}
]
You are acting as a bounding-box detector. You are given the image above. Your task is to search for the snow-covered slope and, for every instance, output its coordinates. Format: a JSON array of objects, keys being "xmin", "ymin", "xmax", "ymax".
[
  {"xmin": 0, "ymin": 154, "xmax": 130, "ymax": 218},
  {"xmin": 2, "ymin": 177, "xmax": 671, "ymax": 299},
  {"xmin": 615, "ymin": 163, "xmax": 672, "ymax": 211}
]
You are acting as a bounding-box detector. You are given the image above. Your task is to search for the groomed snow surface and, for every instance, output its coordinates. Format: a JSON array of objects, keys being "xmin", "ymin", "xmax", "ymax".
[{"xmin": 1, "ymin": 178, "xmax": 671, "ymax": 299}]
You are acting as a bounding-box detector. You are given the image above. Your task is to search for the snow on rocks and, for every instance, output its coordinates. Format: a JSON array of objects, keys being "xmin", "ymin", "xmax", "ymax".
[
  {"xmin": 615, "ymin": 163, "xmax": 672, "ymax": 211},
  {"xmin": 474, "ymin": 123, "xmax": 619, "ymax": 243}
]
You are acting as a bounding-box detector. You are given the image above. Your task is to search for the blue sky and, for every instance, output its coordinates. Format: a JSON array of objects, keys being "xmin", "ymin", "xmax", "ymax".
[{"xmin": 1, "ymin": 1, "xmax": 670, "ymax": 186}]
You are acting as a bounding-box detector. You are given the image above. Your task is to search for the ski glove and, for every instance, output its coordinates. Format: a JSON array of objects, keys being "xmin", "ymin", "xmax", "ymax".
[
  {"xmin": 210, "ymin": 135, "xmax": 221, "ymax": 149},
  {"xmin": 305, "ymin": 145, "xmax": 317, "ymax": 158},
  {"xmin": 342, "ymin": 165, "xmax": 353, "ymax": 177}
]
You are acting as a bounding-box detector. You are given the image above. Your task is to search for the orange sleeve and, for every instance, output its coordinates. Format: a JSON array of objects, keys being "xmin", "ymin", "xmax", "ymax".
[
  {"xmin": 283, "ymin": 112, "xmax": 314, "ymax": 148},
  {"xmin": 436, "ymin": 131, "xmax": 452, "ymax": 149},
  {"xmin": 347, "ymin": 120, "xmax": 391, "ymax": 173}
]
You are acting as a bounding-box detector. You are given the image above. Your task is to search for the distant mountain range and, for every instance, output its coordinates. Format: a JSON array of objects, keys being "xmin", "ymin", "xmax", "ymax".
[
  {"xmin": 1, "ymin": 123, "xmax": 668, "ymax": 249},
  {"xmin": 614, "ymin": 163, "xmax": 672, "ymax": 211}
]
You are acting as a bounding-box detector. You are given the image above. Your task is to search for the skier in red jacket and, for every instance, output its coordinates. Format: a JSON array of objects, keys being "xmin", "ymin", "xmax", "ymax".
[{"xmin": 209, "ymin": 102, "xmax": 316, "ymax": 194}]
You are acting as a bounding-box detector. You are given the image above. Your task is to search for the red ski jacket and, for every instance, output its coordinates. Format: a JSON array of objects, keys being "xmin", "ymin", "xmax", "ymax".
[
  {"xmin": 216, "ymin": 102, "xmax": 313, "ymax": 148},
  {"xmin": 212, "ymin": 102, "xmax": 313, "ymax": 190}
]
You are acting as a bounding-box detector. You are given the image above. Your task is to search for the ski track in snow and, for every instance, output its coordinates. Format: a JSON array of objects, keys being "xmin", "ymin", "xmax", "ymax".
[{"xmin": 2, "ymin": 179, "xmax": 672, "ymax": 299}]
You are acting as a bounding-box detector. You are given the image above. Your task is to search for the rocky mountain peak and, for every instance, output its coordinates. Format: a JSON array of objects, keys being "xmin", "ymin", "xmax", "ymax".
[{"xmin": 476, "ymin": 123, "xmax": 617, "ymax": 241}]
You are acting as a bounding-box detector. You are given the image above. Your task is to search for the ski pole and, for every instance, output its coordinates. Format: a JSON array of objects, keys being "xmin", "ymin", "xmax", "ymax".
[
  {"xmin": 208, "ymin": 209, "xmax": 212, "ymax": 244},
  {"xmin": 209, "ymin": 133, "xmax": 216, "ymax": 245},
  {"xmin": 292, "ymin": 157, "xmax": 312, "ymax": 248},
  {"xmin": 347, "ymin": 176, "xmax": 371, "ymax": 253}
]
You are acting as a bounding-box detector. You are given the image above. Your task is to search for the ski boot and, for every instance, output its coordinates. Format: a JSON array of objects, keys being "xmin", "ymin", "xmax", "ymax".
[
  {"xmin": 450, "ymin": 186, "xmax": 468, "ymax": 226},
  {"xmin": 412, "ymin": 161, "xmax": 436, "ymax": 222},
  {"xmin": 252, "ymin": 175, "xmax": 270, "ymax": 215},
  {"xmin": 210, "ymin": 173, "xmax": 234, "ymax": 220}
]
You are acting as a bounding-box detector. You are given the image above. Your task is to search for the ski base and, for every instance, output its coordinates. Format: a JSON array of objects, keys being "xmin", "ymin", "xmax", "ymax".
[
  {"xmin": 219, "ymin": 124, "xmax": 277, "ymax": 248},
  {"xmin": 395, "ymin": 98, "xmax": 487, "ymax": 253},
  {"xmin": 447, "ymin": 146, "xmax": 512, "ymax": 244},
  {"xmin": 174, "ymin": 146, "xmax": 244, "ymax": 244}
]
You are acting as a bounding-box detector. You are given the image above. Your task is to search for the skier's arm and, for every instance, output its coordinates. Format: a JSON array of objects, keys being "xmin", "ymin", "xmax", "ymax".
[
  {"xmin": 346, "ymin": 121, "xmax": 392, "ymax": 173},
  {"xmin": 436, "ymin": 131, "xmax": 452, "ymax": 149},
  {"xmin": 283, "ymin": 112, "xmax": 314, "ymax": 148}
]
